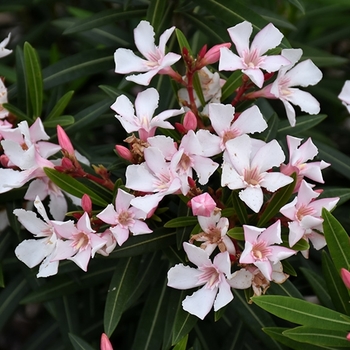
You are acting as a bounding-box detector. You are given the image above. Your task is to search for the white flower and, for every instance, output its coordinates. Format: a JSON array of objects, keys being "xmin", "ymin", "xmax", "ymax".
[{"xmin": 0, "ymin": 33, "xmax": 12, "ymax": 58}]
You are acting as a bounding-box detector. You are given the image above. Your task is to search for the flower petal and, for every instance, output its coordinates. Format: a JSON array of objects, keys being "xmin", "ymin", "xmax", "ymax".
[{"xmin": 167, "ymin": 264, "xmax": 201, "ymax": 289}]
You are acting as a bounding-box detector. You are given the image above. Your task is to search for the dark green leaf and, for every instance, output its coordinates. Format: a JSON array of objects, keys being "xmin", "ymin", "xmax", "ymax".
[
  {"xmin": 64, "ymin": 9, "xmax": 146, "ymax": 34},
  {"xmin": 277, "ymin": 114, "xmax": 327, "ymax": 136},
  {"xmin": 0, "ymin": 274, "xmax": 29, "ymax": 330},
  {"xmin": 286, "ymin": 0, "xmax": 305, "ymax": 14},
  {"xmin": 257, "ymin": 173, "xmax": 296, "ymax": 227},
  {"xmin": 322, "ymin": 251, "xmax": 350, "ymax": 315},
  {"xmin": 68, "ymin": 333, "xmax": 95, "ymax": 350},
  {"xmin": 164, "ymin": 216, "xmax": 198, "ymax": 228},
  {"xmin": 252, "ymin": 295, "xmax": 350, "ymax": 331},
  {"xmin": 132, "ymin": 279, "xmax": 168, "ymax": 350},
  {"xmin": 319, "ymin": 187, "xmax": 350, "ymax": 206},
  {"xmin": 3, "ymin": 102, "xmax": 31, "ymax": 123},
  {"xmin": 267, "ymin": 279, "xmax": 304, "ymax": 299},
  {"xmin": 0, "ymin": 264, "xmax": 3, "ymax": 288},
  {"xmin": 43, "ymin": 115, "xmax": 75, "ymax": 128},
  {"xmin": 227, "ymin": 227, "xmax": 244, "ymax": 241},
  {"xmin": 261, "ymin": 113, "xmax": 278, "ymax": 142},
  {"xmin": 263, "ymin": 327, "xmax": 329, "ymax": 350},
  {"xmin": 44, "ymin": 168, "xmax": 109, "ymax": 207},
  {"xmin": 193, "ymin": 71, "xmax": 206, "ymax": 107},
  {"xmin": 221, "ymin": 71, "xmax": 243, "ymax": 102},
  {"xmin": 109, "ymin": 228, "xmax": 176, "ymax": 258},
  {"xmin": 104, "ymin": 256, "xmax": 141, "ymax": 336},
  {"xmin": 231, "ymin": 191, "xmax": 248, "ymax": 225},
  {"xmin": 176, "ymin": 29, "xmax": 193, "ymax": 56},
  {"xmin": 283, "ymin": 326, "xmax": 350, "ymax": 347},
  {"xmin": 300, "ymin": 267, "xmax": 334, "ymax": 309},
  {"xmin": 147, "ymin": 0, "xmax": 167, "ymax": 33},
  {"xmin": 24, "ymin": 42, "xmax": 43, "ymax": 119},
  {"xmin": 316, "ymin": 140, "xmax": 350, "ymax": 181},
  {"xmin": 173, "ymin": 334, "xmax": 188, "ymax": 350},
  {"xmin": 43, "ymin": 49, "xmax": 113, "ymax": 90},
  {"xmin": 322, "ymin": 208, "xmax": 350, "ymax": 271},
  {"xmin": 46, "ymin": 91, "xmax": 74, "ymax": 120}
]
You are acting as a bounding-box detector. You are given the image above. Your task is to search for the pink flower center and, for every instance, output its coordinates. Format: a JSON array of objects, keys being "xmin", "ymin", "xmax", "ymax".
[
  {"xmin": 72, "ymin": 231, "xmax": 90, "ymax": 251},
  {"xmin": 277, "ymin": 76, "xmax": 292, "ymax": 97},
  {"xmin": 198, "ymin": 264, "xmax": 222, "ymax": 289},
  {"xmin": 296, "ymin": 205, "xmax": 315, "ymax": 221},
  {"xmin": 154, "ymin": 172, "xmax": 171, "ymax": 191},
  {"xmin": 116, "ymin": 210, "xmax": 135, "ymax": 229},
  {"xmin": 145, "ymin": 49, "xmax": 163, "ymax": 67},
  {"xmin": 222, "ymin": 128, "xmax": 240, "ymax": 145},
  {"xmin": 243, "ymin": 49, "xmax": 264, "ymax": 68},
  {"xmin": 251, "ymin": 241, "xmax": 271, "ymax": 261},
  {"xmin": 177, "ymin": 152, "xmax": 193, "ymax": 174},
  {"xmin": 243, "ymin": 167, "xmax": 262, "ymax": 186}
]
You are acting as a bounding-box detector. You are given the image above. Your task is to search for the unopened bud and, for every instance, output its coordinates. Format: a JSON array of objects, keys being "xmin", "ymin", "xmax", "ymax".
[
  {"xmin": 341, "ymin": 268, "xmax": 350, "ymax": 289},
  {"xmin": 183, "ymin": 110, "xmax": 197, "ymax": 131},
  {"xmin": 82, "ymin": 194, "xmax": 92, "ymax": 214},
  {"xmin": 190, "ymin": 192, "xmax": 216, "ymax": 217},
  {"xmin": 115, "ymin": 145, "xmax": 133, "ymax": 162},
  {"xmin": 100, "ymin": 333, "xmax": 113, "ymax": 350},
  {"xmin": 198, "ymin": 43, "xmax": 231, "ymax": 68},
  {"xmin": 57, "ymin": 125, "xmax": 74, "ymax": 154}
]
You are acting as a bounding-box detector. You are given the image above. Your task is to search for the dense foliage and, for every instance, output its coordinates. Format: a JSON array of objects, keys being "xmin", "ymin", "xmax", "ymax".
[{"xmin": 1, "ymin": 1, "xmax": 350, "ymax": 349}]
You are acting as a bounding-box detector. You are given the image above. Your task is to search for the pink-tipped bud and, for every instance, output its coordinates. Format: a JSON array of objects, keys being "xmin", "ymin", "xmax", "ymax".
[
  {"xmin": 115, "ymin": 145, "xmax": 133, "ymax": 162},
  {"xmin": 199, "ymin": 43, "xmax": 231, "ymax": 67},
  {"xmin": 198, "ymin": 44, "xmax": 208, "ymax": 60},
  {"xmin": 188, "ymin": 176, "xmax": 196, "ymax": 188},
  {"xmin": 82, "ymin": 194, "xmax": 92, "ymax": 214},
  {"xmin": 190, "ymin": 192, "xmax": 216, "ymax": 217},
  {"xmin": 341, "ymin": 268, "xmax": 350, "ymax": 289},
  {"xmin": 183, "ymin": 110, "xmax": 197, "ymax": 131},
  {"xmin": 0, "ymin": 154, "xmax": 9, "ymax": 167},
  {"xmin": 57, "ymin": 125, "xmax": 74, "ymax": 154},
  {"xmin": 175, "ymin": 122, "xmax": 186, "ymax": 134},
  {"xmin": 347, "ymin": 333, "xmax": 350, "ymax": 342},
  {"xmin": 100, "ymin": 333, "xmax": 113, "ymax": 350}
]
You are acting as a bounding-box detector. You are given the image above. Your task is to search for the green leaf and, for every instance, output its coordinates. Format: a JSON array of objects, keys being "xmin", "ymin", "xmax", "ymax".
[
  {"xmin": 44, "ymin": 168, "xmax": 108, "ymax": 207},
  {"xmin": 43, "ymin": 115, "xmax": 75, "ymax": 128},
  {"xmin": 63, "ymin": 99, "xmax": 112, "ymax": 135},
  {"xmin": 43, "ymin": 49, "xmax": 113, "ymax": 90},
  {"xmin": 230, "ymin": 290, "xmax": 283, "ymax": 349},
  {"xmin": 277, "ymin": 114, "xmax": 327, "ymax": 136},
  {"xmin": 176, "ymin": 29, "xmax": 193, "ymax": 56},
  {"xmin": 46, "ymin": 91, "xmax": 74, "ymax": 120},
  {"xmin": 316, "ymin": 140, "xmax": 350, "ymax": 181},
  {"xmin": 263, "ymin": 327, "xmax": 330, "ymax": 350},
  {"xmin": 319, "ymin": 187, "xmax": 350, "ymax": 206},
  {"xmin": 193, "ymin": 71, "xmax": 206, "ymax": 107},
  {"xmin": 0, "ymin": 274, "xmax": 29, "ymax": 330},
  {"xmin": 261, "ymin": 113, "xmax": 279, "ymax": 143},
  {"xmin": 227, "ymin": 227, "xmax": 244, "ymax": 241},
  {"xmin": 132, "ymin": 280, "xmax": 168, "ymax": 350},
  {"xmin": 300, "ymin": 267, "xmax": 334, "ymax": 309},
  {"xmin": 286, "ymin": 0, "xmax": 305, "ymax": 14},
  {"xmin": 109, "ymin": 228, "xmax": 176, "ymax": 258},
  {"xmin": 171, "ymin": 290, "xmax": 198, "ymax": 345},
  {"xmin": 104, "ymin": 256, "xmax": 141, "ymax": 337},
  {"xmin": 64, "ymin": 9, "xmax": 146, "ymax": 34},
  {"xmin": 20, "ymin": 264, "xmax": 115, "ymax": 304},
  {"xmin": 257, "ymin": 173, "xmax": 296, "ymax": 227},
  {"xmin": 322, "ymin": 208, "xmax": 350, "ymax": 271},
  {"xmin": 164, "ymin": 216, "xmax": 198, "ymax": 228},
  {"xmin": 283, "ymin": 326, "xmax": 350, "ymax": 347},
  {"xmin": 231, "ymin": 191, "xmax": 248, "ymax": 225},
  {"xmin": 322, "ymin": 251, "xmax": 350, "ymax": 315},
  {"xmin": 252, "ymin": 295, "xmax": 350, "ymax": 332},
  {"xmin": 173, "ymin": 335, "xmax": 188, "ymax": 350},
  {"xmin": 267, "ymin": 279, "xmax": 304, "ymax": 299},
  {"xmin": 147, "ymin": 0, "xmax": 167, "ymax": 33},
  {"xmin": 24, "ymin": 42, "xmax": 43, "ymax": 118},
  {"xmin": 68, "ymin": 333, "xmax": 95, "ymax": 350},
  {"xmin": 0, "ymin": 264, "xmax": 3, "ymax": 288},
  {"xmin": 191, "ymin": 0, "xmax": 268, "ymax": 31},
  {"xmin": 2, "ymin": 102, "xmax": 31, "ymax": 123},
  {"xmin": 221, "ymin": 71, "xmax": 243, "ymax": 102}
]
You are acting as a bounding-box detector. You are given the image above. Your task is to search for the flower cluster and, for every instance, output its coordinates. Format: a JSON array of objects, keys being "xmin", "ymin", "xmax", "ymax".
[{"xmin": 0, "ymin": 21, "xmax": 341, "ymax": 321}]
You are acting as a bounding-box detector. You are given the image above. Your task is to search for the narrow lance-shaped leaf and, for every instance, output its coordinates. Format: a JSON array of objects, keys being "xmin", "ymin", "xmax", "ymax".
[
  {"xmin": 252, "ymin": 295, "xmax": 350, "ymax": 332},
  {"xmin": 43, "ymin": 115, "xmax": 75, "ymax": 128},
  {"xmin": 176, "ymin": 29, "xmax": 193, "ymax": 56},
  {"xmin": 146, "ymin": 0, "xmax": 167, "ymax": 33},
  {"xmin": 46, "ymin": 91, "xmax": 74, "ymax": 120},
  {"xmin": 193, "ymin": 71, "xmax": 206, "ymax": 107},
  {"xmin": 221, "ymin": 71, "xmax": 243, "ymax": 102},
  {"xmin": 68, "ymin": 333, "xmax": 95, "ymax": 350},
  {"xmin": 24, "ymin": 42, "xmax": 43, "ymax": 119},
  {"xmin": 104, "ymin": 256, "xmax": 141, "ymax": 337},
  {"xmin": 277, "ymin": 114, "xmax": 327, "ymax": 136},
  {"xmin": 44, "ymin": 168, "xmax": 108, "ymax": 207},
  {"xmin": 322, "ymin": 208, "xmax": 350, "ymax": 272},
  {"xmin": 283, "ymin": 326, "xmax": 350, "ymax": 348},
  {"xmin": 322, "ymin": 251, "xmax": 350, "ymax": 314}
]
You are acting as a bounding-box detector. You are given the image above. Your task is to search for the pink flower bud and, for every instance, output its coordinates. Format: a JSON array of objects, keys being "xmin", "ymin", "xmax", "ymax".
[
  {"xmin": 100, "ymin": 333, "xmax": 113, "ymax": 350},
  {"xmin": 82, "ymin": 194, "xmax": 92, "ymax": 214},
  {"xmin": 199, "ymin": 43, "xmax": 231, "ymax": 67},
  {"xmin": 341, "ymin": 268, "xmax": 350, "ymax": 289},
  {"xmin": 115, "ymin": 145, "xmax": 133, "ymax": 162},
  {"xmin": 183, "ymin": 111, "xmax": 197, "ymax": 131},
  {"xmin": 347, "ymin": 333, "xmax": 350, "ymax": 342},
  {"xmin": 60, "ymin": 157, "xmax": 74, "ymax": 170},
  {"xmin": 190, "ymin": 193, "xmax": 216, "ymax": 217},
  {"xmin": 57, "ymin": 125, "xmax": 74, "ymax": 154}
]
